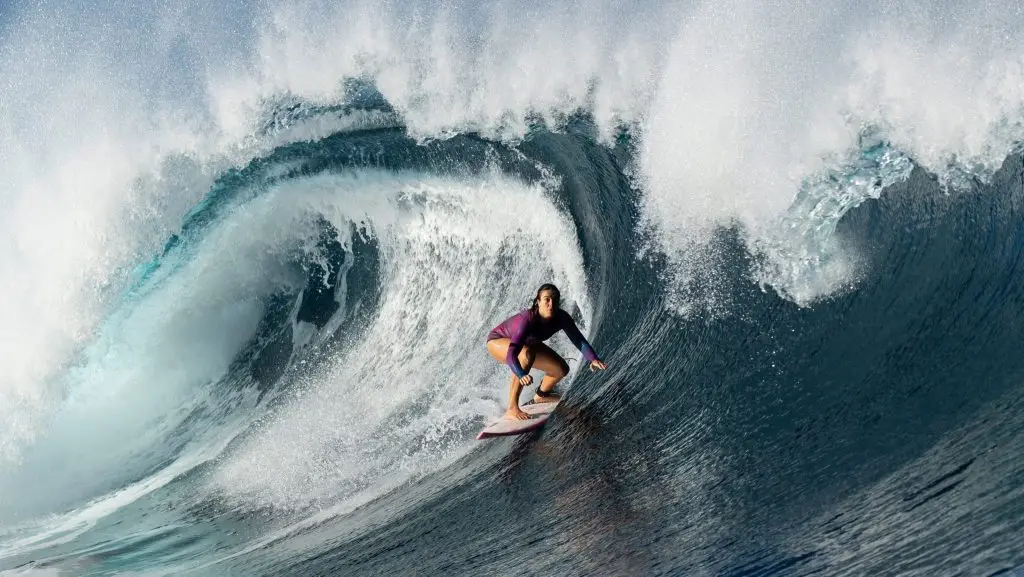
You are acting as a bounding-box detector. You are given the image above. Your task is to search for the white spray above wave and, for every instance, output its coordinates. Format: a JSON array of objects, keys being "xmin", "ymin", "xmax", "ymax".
[
  {"xmin": 213, "ymin": 168, "xmax": 590, "ymax": 510},
  {"xmin": 0, "ymin": 0, "xmax": 257, "ymax": 462},
  {"xmin": 0, "ymin": 1, "xmax": 395, "ymax": 462},
  {"xmin": 638, "ymin": 0, "xmax": 1024, "ymax": 308},
  {"xmin": 246, "ymin": 0, "xmax": 1024, "ymax": 309}
]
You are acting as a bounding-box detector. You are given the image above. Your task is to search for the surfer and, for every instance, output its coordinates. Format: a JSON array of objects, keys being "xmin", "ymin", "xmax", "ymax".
[{"xmin": 486, "ymin": 284, "xmax": 607, "ymax": 420}]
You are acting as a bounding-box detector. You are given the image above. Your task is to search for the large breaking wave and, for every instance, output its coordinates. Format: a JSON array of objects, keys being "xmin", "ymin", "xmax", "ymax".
[{"xmin": 3, "ymin": 1, "xmax": 1024, "ymax": 575}]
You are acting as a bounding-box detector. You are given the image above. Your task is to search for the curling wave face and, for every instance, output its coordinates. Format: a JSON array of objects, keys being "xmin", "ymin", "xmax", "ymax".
[{"xmin": 0, "ymin": 125, "xmax": 598, "ymax": 568}]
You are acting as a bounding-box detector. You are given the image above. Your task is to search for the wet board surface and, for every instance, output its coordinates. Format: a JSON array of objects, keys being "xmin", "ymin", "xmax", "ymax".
[{"xmin": 476, "ymin": 401, "xmax": 560, "ymax": 440}]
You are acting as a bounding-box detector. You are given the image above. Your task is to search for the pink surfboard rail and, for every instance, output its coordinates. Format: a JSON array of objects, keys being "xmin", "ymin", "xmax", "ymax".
[{"xmin": 476, "ymin": 401, "xmax": 559, "ymax": 440}]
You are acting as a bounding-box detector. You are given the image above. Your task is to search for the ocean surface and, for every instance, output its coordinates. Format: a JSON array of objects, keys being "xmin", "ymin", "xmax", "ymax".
[{"xmin": 3, "ymin": 1, "xmax": 1024, "ymax": 575}]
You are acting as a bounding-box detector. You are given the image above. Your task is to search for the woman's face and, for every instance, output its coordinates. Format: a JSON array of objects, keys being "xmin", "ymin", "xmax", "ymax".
[{"xmin": 536, "ymin": 290, "xmax": 558, "ymax": 319}]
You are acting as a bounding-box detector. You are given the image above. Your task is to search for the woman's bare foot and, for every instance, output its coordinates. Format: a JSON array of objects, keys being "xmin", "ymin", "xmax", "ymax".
[
  {"xmin": 533, "ymin": 392, "xmax": 561, "ymax": 403},
  {"xmin": 505, "ymin": 407, "xmax": 531, "ymax": 420}
]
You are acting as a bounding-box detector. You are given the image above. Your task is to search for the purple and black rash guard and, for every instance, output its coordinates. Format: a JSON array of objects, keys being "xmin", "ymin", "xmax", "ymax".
[{"xmin": 486, "ymin": 308, "xmax": 600, "ymax": 378}]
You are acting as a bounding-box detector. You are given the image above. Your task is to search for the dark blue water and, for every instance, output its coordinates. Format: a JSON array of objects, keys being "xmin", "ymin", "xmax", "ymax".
[{"xmin": 3, "ymin": 108, "xmax": 1024, "ymax": 577}]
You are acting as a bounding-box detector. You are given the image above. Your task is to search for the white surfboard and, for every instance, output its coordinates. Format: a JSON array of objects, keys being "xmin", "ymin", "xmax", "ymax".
[{"xmin": 476, "ymin": 401, "xmax": 560, "ymax": 440}]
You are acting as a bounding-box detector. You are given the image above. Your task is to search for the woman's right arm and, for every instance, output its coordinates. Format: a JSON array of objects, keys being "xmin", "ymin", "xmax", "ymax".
[{"xmin": 505, "ymin": 314, "xmax": 532, "ymax": 383}]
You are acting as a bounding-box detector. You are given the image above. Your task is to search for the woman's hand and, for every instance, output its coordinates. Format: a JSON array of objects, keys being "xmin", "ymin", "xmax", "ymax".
[
  {"xmin": 590, "ymin": 360, "xmax": 607, "ymax": 371},
  {"xmin": 518, "ymin": 374, "xmax": 533, "ymax": 386}
]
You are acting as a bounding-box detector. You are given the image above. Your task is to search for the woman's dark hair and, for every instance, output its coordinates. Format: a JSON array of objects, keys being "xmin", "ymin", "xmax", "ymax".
[{"xmin": 530, "ymin": 283, "xmax": 561, "ymax": 315}]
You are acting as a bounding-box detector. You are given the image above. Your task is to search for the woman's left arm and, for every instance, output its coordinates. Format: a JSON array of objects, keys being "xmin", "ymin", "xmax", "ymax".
[{"xmin": 558, "ymin": 310, "xmax": 607, "ymax": 370}]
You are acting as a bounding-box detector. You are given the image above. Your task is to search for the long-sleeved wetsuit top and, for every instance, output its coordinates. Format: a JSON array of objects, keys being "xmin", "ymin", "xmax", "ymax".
[{"xmin": 487, "ymin": 308, "xmax": 600, "ymax": 378}]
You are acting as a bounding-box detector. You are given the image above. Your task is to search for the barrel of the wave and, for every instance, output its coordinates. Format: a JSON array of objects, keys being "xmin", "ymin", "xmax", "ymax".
[{"xmin": 477, "ymin": 284, "xmax": 606, "ymax": 440}]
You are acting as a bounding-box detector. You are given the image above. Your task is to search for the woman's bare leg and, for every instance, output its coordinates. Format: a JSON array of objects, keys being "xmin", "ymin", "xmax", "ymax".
[
  {"xmin": 486, "ymin": 339, "xmax": 568, "ymax": 406},
  {"xmin": 487, "ymin": 338, "xmax": 536, "ymax": 419},
  {"xmin": 506, "ymin": 373, "xmax": 524, "ymax": 418},
  {"xmin": 525, "ymin": 342, "xmax": 570, "ymax": 403}
]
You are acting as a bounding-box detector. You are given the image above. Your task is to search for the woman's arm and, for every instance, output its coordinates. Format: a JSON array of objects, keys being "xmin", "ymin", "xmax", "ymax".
[
  {"xmin": 558, "ymin": 310, "xmax": 600, "ymax": 363},
  {"xmin": 505, "ymin": 314, "xmax": 530, "ymax": 378}
]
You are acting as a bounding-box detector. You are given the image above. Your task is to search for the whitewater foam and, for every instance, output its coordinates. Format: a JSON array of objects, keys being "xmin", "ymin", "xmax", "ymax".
[{"xmin": 212, "ymin": 168, "xmax": 591, "ymax": 511}]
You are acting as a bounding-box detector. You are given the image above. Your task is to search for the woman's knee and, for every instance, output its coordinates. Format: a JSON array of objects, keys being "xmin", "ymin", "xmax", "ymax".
[{"xmin": 543, "ymin": 352, "xmax": 569, "ymax": 379}]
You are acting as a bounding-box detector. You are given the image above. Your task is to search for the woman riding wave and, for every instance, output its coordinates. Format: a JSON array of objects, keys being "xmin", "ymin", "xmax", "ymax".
[{"xmin": 486, "ymin": 284, "xmax": 607, "ymax": 420}]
